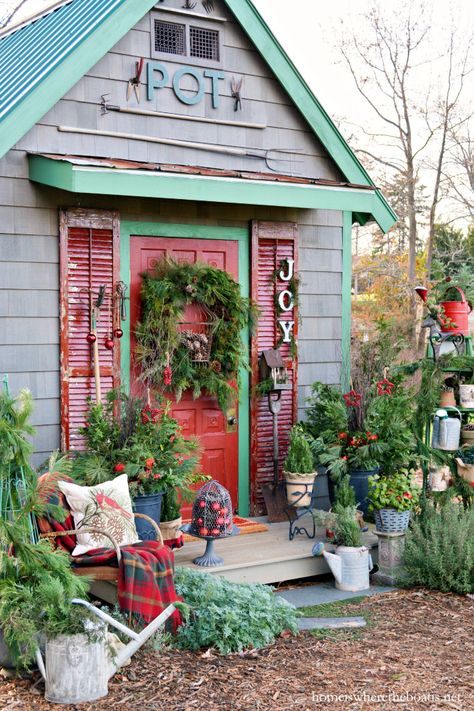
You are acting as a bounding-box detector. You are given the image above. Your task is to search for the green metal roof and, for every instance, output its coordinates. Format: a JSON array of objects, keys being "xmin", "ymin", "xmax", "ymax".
[
  {"xmin": 0, "ymin": 0, "xmax": 121, "ymax": 121},
  {"xmin": 0, "ymin": 0, "xmax": 157, "ymax": 158},
  {"xmin": 0, "ymin": 0, "xmax": 397, "ymax": 232}
]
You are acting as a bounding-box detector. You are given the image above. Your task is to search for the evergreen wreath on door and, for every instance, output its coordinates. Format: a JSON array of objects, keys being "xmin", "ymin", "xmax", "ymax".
[{"xmin": 135, "ymin": 259, "xmax": 258, "ymax": 411}]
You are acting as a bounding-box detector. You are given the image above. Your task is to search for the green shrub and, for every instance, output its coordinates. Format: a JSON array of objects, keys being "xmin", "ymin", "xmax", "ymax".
[
  {"xmin": 332, "ymin": 505, "xmax": 362, "ymax": 548},
  {"xmin": 0, "ymin": 532, "xmax": 91, "ymax": 667},
  {"xmin": 284, "ymin": 426, "xmax": 314, "ymax": 474},
  {"xmin": 174, "ymin": 567, "xmax": 298, "ymax": 654},
  {"xmin": 399, "ymin": 502, "xmax": 474, "ymax": 594}
]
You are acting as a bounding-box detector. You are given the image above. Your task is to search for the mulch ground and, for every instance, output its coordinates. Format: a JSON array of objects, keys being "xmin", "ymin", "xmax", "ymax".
[{"xmin": 1, "ymin": 589, "xmax": 473, "ymax": 711}]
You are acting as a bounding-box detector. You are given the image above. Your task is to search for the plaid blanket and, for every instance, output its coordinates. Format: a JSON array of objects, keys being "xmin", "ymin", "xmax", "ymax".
[{"xmin": 37, "ymin": 475, "xmax": 182, "ymax": 628}]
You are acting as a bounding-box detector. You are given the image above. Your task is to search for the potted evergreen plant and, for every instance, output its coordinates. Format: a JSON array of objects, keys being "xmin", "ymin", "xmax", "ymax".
[
  {"xmin": 368, "ymin": 468, "xmax": 420, "ymax": 533},
  {"xmin": 314, "ymin": 476, "xmax": 372, "ymax": 592},
  {"xmin": 306, "ymin": 373, "xmax": 417, "ymax": 515},
  {"xmin": 283, "ymin": 426, "xmax": 316, "ymax": 507},
  {"xmin": 73, "ymin": 392, "xmax": 204, "ymax": 540}
]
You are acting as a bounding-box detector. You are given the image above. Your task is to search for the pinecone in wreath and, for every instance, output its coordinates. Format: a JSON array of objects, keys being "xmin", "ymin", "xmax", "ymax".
[{"xmin": 211, "ymin": 360, "xmax": 222, "ymax": 373}]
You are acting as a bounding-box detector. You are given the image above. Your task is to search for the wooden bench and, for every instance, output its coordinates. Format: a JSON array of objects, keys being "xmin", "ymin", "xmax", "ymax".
[{"xmin": 40, "ymin": 513, "xmax": 163, "ymax": 602}]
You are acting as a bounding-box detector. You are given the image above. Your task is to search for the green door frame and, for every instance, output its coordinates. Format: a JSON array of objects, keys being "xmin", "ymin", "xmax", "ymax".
[{"xmin": 120, "ymin": 221, "xmax": 251, "ymax": 516}]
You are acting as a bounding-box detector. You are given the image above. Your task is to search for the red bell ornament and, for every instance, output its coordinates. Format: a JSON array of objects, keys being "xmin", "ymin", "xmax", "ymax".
[
  {"xmin": 114, "ymin": 328, "xmax": 123, "ymax": 339},
  {"xmin": 86, "ymin": 332, "xmax": 96, "ymax": 344},
  {"xmin": 104, "ymin": 337, "xmax": 114, "ymax": 350}
]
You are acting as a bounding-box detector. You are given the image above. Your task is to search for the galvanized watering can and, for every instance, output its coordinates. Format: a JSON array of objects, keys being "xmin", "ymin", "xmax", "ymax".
[
  {"xmin": 432, "ymin": 408, "xmax": 461, "ymax": 451},
  {"xmin": 35, "ymin": 599, "xmax": 176, "ymax": 705},
  {"xmin": 313, "ymin": 543, "xmax": 373, "ymax": 592}
]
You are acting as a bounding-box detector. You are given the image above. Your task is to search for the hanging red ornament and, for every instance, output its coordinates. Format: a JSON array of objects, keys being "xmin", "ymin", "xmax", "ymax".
[
  {"xmin": 163, "ymin": 351, "xmax": 172, "ymax": 386},
  {"xmin": 86, "ymin": 332, "xmax": 96, "ymax": 344},
  {"xmin": 104, "ymin": 337, "xmax": 114, "ymax": 350},
  {"xmin": 141, "ymin": 404, "xmax": 161, "ymax": 424},
  {"xmin": 114, "ymin": 328, "xmax": 123, "ymax": 339},
  {"xmin": 376, "ymin": 378, "xmax": 395, "ymax": 396},
  {"xmin": 343, "ymin": 389, "xmax": 362, "ymax": 407},
  {"xmin": 163, "ymin": 365, "xmax": 172, "ymax": 385}
]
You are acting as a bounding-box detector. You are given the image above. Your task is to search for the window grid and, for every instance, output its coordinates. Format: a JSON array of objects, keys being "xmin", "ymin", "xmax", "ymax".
[
  {"xmin": 154, "ymin": 20, "xmax": 186, "ymax": 56},
  {"xmin": 189, "ymin": 26, "xmax": 220, "ymax": 61}
]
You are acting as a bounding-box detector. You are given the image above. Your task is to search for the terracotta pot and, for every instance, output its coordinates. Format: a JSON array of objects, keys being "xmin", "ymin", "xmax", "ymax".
[
  {"xmin": 440, "ymin": 390, "xmax": 456, "ymax": 407},
  {"xmin": 284, "ymin": 471, "xmax": 316, "ymax": 507},
  {"xmin": 159, "ymin": 516, "xmax": 183, "ymax": 542},
  {"xmin": 455, "ymin": 458, "xmax": 474, "ymax": 484}
]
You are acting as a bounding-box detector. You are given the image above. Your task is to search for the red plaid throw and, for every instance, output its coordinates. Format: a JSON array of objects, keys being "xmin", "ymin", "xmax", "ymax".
[{"xmin": 37, "ymin": 475, "xmax": 182, "ymax": 627}]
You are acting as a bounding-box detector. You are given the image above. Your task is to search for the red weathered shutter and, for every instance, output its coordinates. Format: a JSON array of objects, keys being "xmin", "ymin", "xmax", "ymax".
[
  {"xmin": 60, "ymin": 210, "xmax": 120, "ymax": 450},
  {"xmin": 250, "ymin": 221, "xmax": 298, "ymax": 515}
]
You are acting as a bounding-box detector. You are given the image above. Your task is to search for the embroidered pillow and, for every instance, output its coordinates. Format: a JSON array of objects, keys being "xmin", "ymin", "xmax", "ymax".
[{"xmin": 58, "ymin": 474, "xmax": 139, "ymax": 556}]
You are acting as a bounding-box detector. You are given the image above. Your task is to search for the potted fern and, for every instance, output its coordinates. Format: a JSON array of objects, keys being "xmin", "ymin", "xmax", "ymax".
[{"xmin": 284, "ymin": 426, "xmax": 316, "ymax": 507}]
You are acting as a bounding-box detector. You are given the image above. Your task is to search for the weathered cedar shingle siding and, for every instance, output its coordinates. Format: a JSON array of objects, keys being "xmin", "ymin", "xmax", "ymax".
[{"xmin": 0, "ymin": 1, "xmax": 344, "ymax": 460}]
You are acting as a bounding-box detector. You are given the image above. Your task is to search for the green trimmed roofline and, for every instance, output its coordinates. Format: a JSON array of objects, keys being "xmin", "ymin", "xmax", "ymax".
[{"xmin": 28, "ymin": 154, "xmax": 393, "ymax": 231}]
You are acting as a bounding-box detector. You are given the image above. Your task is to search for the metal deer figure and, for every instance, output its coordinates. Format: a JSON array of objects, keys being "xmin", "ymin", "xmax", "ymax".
[
  {"xmin": 421, "ymin": 313, "xmax": 465, "ymax": 361},
  {"xmin": 231, "ymin": 76, "xmax": 243, "ymax": 111}
]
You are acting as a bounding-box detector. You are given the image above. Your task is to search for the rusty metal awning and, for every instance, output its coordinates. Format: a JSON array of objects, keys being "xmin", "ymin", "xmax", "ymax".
[{"xmin": 28, "ymin": 153, "xmax": 388, "ymax": 228}]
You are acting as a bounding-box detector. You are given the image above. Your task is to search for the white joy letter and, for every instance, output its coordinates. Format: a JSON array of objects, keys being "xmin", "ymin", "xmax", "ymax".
[
  {"xmin": 279, "ymin": 258, "xmax": 294, "ymax": 282},
  {"xmin": 277, "ymin": 290, "xmax": 294, "ymax": 312},
  {"xmin": 279, "ymin": 320, "xmax": 294, "ymax": 343}
]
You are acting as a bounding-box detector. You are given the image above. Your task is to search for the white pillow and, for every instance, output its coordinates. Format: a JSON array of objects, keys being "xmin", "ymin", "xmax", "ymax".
[{"xmin": 58, "ymin": 474, "xmax": 139, "ymax": 556}]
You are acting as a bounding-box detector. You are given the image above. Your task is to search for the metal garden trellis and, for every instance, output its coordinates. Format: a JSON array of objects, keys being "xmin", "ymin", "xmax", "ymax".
[{"xmin": 0, "ymin": 374, "xmax": 40, "ymax": 544}]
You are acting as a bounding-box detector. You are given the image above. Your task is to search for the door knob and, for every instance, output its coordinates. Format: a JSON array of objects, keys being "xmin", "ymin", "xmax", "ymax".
[{"xmin": 227, "ymin": 415, "xmax": 237, "ymax": 426}]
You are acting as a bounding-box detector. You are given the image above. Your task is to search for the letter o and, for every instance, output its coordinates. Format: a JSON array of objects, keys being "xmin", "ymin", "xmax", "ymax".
[{"xmin": 173, "ymin": 66, "xmax": 205, "ymax": 105}]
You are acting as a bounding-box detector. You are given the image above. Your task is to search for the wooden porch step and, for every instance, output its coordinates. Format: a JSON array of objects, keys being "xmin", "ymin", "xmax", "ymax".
[{"xmin": 174, "ymin": 520, "xmax": 378, "ymax": 586}]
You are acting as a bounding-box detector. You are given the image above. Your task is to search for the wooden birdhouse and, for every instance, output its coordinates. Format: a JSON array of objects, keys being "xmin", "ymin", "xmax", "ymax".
[{"xmin": 259, "ymin": 349, "xmax": 291, "ymax": 391}]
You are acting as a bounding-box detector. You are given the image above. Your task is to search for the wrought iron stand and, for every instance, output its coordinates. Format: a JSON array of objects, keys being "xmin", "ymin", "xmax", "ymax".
[{"xmin": 284, "ymin": 483, "xmax": 315, "ymax": 541}]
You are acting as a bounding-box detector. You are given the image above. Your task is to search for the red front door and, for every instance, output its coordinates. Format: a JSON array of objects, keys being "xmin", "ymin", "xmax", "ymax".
[{"xmin": 130, "ymin": 236, "xmax": 240, "ymax": 511}]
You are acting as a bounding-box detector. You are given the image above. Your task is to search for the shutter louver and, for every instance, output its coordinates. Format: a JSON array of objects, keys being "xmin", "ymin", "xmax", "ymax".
[
  {"xmin": 60, "ymin": 211, "xmax": 120, "ymax": 450},
  {"xmin": 250, "ymin": 221, "xmax": 298, "ymax": 515}
]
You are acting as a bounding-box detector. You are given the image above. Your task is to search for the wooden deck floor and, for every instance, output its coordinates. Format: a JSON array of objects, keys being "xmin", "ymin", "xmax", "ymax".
[{"xmin": 175, "ymin": 520, "xmax": 378, "ymax": 585}]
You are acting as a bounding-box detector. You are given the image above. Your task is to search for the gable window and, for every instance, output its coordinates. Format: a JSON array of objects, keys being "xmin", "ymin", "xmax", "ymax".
[
  {"xmin": 154, "ymin": 20, "xmax": 186, "ymax": 56},
  {"xmin": 151, "ymin": 13, "xmax": 222, "ymax": 66},
  {"xmin": 190, "ymin": 26, "xmax": 220, "ymax": 61}
]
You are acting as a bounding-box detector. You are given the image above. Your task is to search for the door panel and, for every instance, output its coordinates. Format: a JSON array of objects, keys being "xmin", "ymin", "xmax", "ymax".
[{"xmin": 130, "ymin": 236, "xmax": 240, "ymax": 512}]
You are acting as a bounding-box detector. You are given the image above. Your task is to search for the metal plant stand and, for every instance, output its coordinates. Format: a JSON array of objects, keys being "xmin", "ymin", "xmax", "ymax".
[{"xmin": 285, "ymin": 483, "xmax": 315, "ymax": 541}]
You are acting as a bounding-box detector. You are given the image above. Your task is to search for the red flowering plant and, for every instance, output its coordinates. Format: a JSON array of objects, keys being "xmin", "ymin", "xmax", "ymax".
[
  {"xmin": 73, "ymin": 391, "xmax": 206, "ymax": 515},
  {"xmin": 368, "ymin": 469, "xmax": 421, "ymax": 513},
  {"xmin": 305, "ymin": 373, "xmax": 418, "ymax": 484}
]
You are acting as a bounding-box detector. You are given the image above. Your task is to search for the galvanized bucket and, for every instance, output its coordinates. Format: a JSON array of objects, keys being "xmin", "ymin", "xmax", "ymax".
[{"xmin": 374, "ymin": 508, "xmax": 411, "ymax": 533}]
